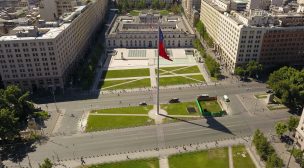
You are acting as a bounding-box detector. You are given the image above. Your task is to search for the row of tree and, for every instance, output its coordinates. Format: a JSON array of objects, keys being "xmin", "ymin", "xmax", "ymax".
[
  {"xmin": 234, "ymin": 61, "xmax": 263, "ymax": 80},
  {"xmin": 253, "ymin": 129, "xmax": 283, "ymax": 168},
  {"xmin": 267, "ymin": 66, "xmax": 304, "ymax": 107},
  {"xmin": 116, "ymin": 0, "xmax": 181, "ymax": 13},
  {"xmin": 0, "ymin": 85, "xmax": 37, "ymax": 141},
  {"xmin": 274, "ymin": 116, "xmax": 299, "ymax": 138},
  {"xmin": 195, "ymin": 20, "xmax": 213, "ymax": 47},
  {"xmin": 205, "ymin": 55, "xmax": 221, "ymax": 79}
]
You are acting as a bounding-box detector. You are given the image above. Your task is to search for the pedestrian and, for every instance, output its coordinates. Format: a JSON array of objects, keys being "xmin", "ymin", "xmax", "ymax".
[
  {"xmin": 126, "ymin": 155, "xmax": 130, "ymax": 159},
  {"xmin": 80, "ymin": 157, "xmax": 85, "ymax": 165}
]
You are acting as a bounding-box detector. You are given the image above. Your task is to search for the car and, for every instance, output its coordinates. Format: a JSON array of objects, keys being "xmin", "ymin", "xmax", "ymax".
[
  {"xmin": 139, "ymin": 102, "xmax": 147, "ymax": 106},
  {"xmin": 169, "ymin": 98, "xmax": 180, "ymax": 103},
  {"xmin": 223, "ymin": 95, "xmax": 230, "ymax": 102},
  {"xmin": 266, "ymin": 89, "xmax": 273, "ymax": 93}
]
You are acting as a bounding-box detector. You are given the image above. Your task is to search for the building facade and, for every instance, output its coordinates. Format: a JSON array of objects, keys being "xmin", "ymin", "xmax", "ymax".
[
  {"xmin": 0, "ymin": 0, "xmax": 108, "ymax": 91},
  {"xmin": 106, "ymin": 12, "xmax": 195, "ymax": 49},
  {"xmin": 200, "ymin": 0, "xmax": 304, "ymax": 72},
  {"xmin": 295, "ymin": 109, "xmax": 304, "ymax": 150}
]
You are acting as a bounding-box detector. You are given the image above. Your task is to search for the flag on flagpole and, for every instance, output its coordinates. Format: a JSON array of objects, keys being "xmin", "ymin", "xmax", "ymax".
[{"xmin": 158, "ymin": 27, "xmax": 173, "ymax": 61}]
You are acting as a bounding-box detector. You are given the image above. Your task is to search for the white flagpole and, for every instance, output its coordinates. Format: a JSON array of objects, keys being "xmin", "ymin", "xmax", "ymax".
[{"xmin": 157, "ymin": 25, "xmax": 160, "ymax": 115}]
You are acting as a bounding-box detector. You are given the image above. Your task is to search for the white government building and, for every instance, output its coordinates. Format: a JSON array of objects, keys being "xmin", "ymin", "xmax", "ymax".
[{"xmin": 106, "ymin": 11, "xmax": 196, "ymax": 49}]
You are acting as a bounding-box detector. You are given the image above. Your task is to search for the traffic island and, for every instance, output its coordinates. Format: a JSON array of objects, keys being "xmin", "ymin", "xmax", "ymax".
[
  {"xmin": 85, "ymin": 106, "xmax": 154, "ymax": 132},
  {"xmin": 195, "ymin": 95, "xmax": 225, "ymax": 117}
]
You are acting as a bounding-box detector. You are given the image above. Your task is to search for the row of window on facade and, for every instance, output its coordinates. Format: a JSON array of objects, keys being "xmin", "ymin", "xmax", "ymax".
[
  {"xmin": 119, "ymin": 34, "xmax": 184, "ymax": 39},
  {"xmin": 108, "ymin": 39, "xmax": 191, "ymax": 47},
  {"xmin": 1, "ymin": 42, "xmax": 53, "ymax": 48},
  {"xmin": 4, "ymin": 71, "xmax": 59, "ymax": 79},
  {"xmin": 6, "ymin": 78, "xmax": 60, "ymax": 86}
]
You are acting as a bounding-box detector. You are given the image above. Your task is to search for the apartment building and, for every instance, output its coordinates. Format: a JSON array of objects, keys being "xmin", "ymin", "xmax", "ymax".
[
  {"xmin": 0, "ymin": 0, "xmax": 108, "ymax": 91},
  {"xmin": 115, "ymin": 0, "xmax": 175, "ymax": 4},
  {"xmin": 106, "ymin": 12, "xmax": 195, "ymax": 49},
  {"xmin": 295, "ymin": 109, "xmax": 304, "ymax": 150},
  {"xmin": 39, "ymin": 0, "xmax": 77, "ymax": 21},
  {"xmin": 200, "ymin": 0, "xmax": 304, "ymax": 72}
]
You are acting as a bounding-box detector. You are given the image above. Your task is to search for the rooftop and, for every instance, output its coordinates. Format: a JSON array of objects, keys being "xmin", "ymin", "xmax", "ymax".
[{"xmin": 108, "ymin": 12, "xmax": 194, "ymax": 36}]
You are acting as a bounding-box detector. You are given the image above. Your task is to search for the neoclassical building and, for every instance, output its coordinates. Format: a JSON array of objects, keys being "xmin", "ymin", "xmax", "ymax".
[{"xmin": 106, "ymin": 12, "xmax": 195, "ymax": 49}]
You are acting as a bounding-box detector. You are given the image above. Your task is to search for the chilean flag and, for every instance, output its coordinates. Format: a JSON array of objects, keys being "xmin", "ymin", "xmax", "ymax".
[{"xmin": 158, "ymin": 27, "xmax": 173, "ymax": 61}]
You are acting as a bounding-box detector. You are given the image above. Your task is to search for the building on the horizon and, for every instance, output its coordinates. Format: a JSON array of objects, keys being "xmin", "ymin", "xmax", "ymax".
[
  {"xmin": 115, "ymin": 0, "xmax": 175, "ymax": 5},
  {"xmin": 182, "ymin": 0, "xmax": 201, "ymax": 26},
  {"xmin": 200, "ymin": 0, "xmax": 304, "ymax": 72},
  {"xmin": 295, "ymin": 109, "xmax": 304, "ymax": 150},
  {"xmin": 106, "ymin": 11, "xmax": 195, "ymax": 49},
  {"xmin": 39, "ymin": 0, "xmax": 78, "ymax": 21},
  {"xmin": 0, "ymin": 0, "xmax": 108, "ymax": 91}
]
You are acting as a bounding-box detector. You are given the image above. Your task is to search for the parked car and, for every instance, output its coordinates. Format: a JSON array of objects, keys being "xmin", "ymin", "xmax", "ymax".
[
  {"xmin": 169, "ymin": 98, "xmax": 180, "ymax": 103},
  {"xmin": 223, "ymin": 95, "xmax": 230, "ymax": 102},
  {"xmin": 139, "ymin": 102, "xmax": 147, "ymax": 106},
  {"xmin": 266, "ymin": 89, "xmax": 273, "ymax": 93}
]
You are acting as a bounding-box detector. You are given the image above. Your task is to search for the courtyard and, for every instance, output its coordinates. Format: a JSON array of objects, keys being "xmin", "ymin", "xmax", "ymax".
[{"xmin": 98, "ymin": 48, "xmax": 208, "ymax": 91}]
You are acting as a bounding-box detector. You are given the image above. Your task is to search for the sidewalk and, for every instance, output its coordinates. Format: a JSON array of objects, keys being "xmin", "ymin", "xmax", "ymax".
[
  {"xmin": 56, "ymin": 137, "xmax": 254, "ymax": 167},
  {"xmin": 272, "ymin": 142, "xmax": 300, "ymax": 168}
]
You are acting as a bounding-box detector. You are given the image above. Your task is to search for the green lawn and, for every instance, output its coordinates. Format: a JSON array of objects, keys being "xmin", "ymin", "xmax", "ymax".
[
  {"xmin": 159, "ymin": 75, "xmax": 205, "ymax": 86},
  {"xmin": 169, "ymin": 148, "xmax": 229, "ymax": 168},
  {"xmin": 92, "ymin": 106, "xmax": 153, "ymax": 114},
  {"xmin": 99, "ymin": 78, "xmax": 151, "ymax": 90},
  {"xmin": 86, "ymin": 115, "xmax": 154, "ymax": 132},
  {"xmin": 129, "ymin": 10, "xmax": 141, "ymax": 16},
  {"xmin": 254, "ymin": 93, "xmax": 268, "ymax": 99},
  {"xmin": 161, "ymin": 102, "xmax": 199, "ymax": 115},
  {"xmin": 157, "ymin": 66, "xmax": 200, "ymax": 75},
  {"xmin": 233, "ymin": 146, "xmax": 256, "ymax": 168},
  {"xmin": 89, "ymin": 158, "xmax": 159, "ymax": 168},
  {"xmin": 267, "ymin": 105, "xmax": 287, "ymax": 111},
  {"xmin": 103, "ymin": 68, "xmax": 150, "ymax": 79},
  {"xmin": 160, "ymin": 10, "xmax": 170, "ymax": 16},
  {"xmin": 199, "ymin": 100, "xmax": 222, "ymax": 112}
]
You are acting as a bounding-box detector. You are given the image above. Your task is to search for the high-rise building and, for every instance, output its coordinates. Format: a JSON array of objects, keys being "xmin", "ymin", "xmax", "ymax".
[
  {"xmin": 200, "ymin": 0, "xmax": 304, "ymax": 72},
  {"xmin": 295, "ymin": 109, "xmax": 304, "ymax": 150},
  {"xmin": 0, "ymin": 0, "xmax": 108, "ymax": 91}
]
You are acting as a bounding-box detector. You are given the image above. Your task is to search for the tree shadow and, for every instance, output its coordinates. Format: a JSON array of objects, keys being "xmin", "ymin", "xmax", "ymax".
[
  {"xmin": 0, "ymin": 139, "xmax": 36, "ymax": 163},
  {"xmin": 159, "ymin": 114, "xmax": 234, "ymax": 135}
]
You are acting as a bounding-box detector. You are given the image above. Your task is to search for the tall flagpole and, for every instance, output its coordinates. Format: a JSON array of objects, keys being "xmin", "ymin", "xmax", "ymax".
[{"xmin": 157, "ymin": 24, "xmax": 160, "ymax": 115}]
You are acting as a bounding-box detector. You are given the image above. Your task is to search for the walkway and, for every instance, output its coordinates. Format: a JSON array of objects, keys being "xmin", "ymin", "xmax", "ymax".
[{"xmin": 229, "ymin": 146, "xmax": 234, "ymax": 168}]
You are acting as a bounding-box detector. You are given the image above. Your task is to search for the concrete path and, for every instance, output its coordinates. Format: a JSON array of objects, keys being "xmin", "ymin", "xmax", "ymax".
[
  {"xmin": 197, "ymin": 62, "xmax": 213, "ymax": 85},
  {"xmin": 150, "ymin": 66, "xmax": 157, "ymax": 87},
  {"xmin": 229, "ymin": 146, "xmax": 234, "ymax": 168},
  {"xmin": 246, "ymin": 146, "xmax": 262, "ymax": 168},
  {"xmin": 148, "ymin": 105, "xmax": 168, "ymax": 124},
  {"xmin": 52, "ymin": 109, "xmax": 65, "ymax": 134},
  {"xmin": 159, "ymin": 156, "xmax": 169, "ymax": 168}
]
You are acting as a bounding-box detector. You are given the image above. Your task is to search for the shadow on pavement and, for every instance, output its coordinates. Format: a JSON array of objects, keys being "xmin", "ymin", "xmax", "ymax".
[{"xmin": 159, "ymin": 114, "xmax": 234, "ymax": 135}]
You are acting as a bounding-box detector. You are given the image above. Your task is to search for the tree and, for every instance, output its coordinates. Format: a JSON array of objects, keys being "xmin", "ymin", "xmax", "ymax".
[
  {"xmin": 246, "ymin": 61, "xmax": 263, "ymax": 78},
  {"xmin": 152, "ymin": 0, "xmax": 159, "ymax": 9},
  {"xmin": 234, "ymin": 66, "xmax": 246, "ymax": 79},
  {"xmin": 267, "ymin": 66, "xmax": 304, "ymax": 106},
  {"xmin": 0, "ymin": 108, "xmax": 19, "ymax": 141},
  {"xmin": 266, "ymin": 153, "xmax": 284, "ymax": 168},
  {"xmin": 39, "ymin": 158, "xmax": 53, "ymax": 168},
  {"xmin": 287, "ymin": 116, "xmax": 300, "ymax": 133},
  {"xmin": 275, "ymin": 122, "xmax": 287, "ymax": 138}
]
